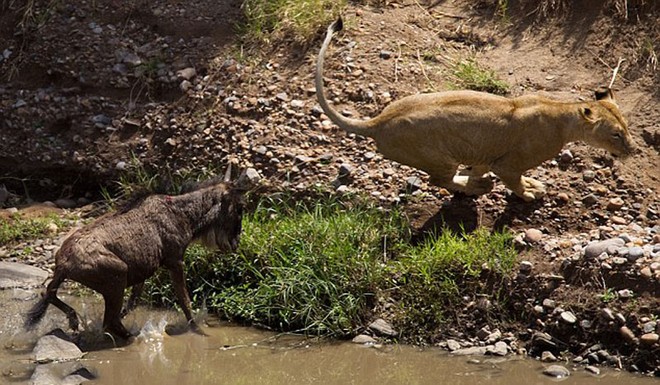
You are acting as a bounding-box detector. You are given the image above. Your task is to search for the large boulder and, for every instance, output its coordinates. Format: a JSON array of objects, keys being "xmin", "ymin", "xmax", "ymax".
[{"xmin": 0, "ymin": 262, "xmax": 48, "ymax": 289}]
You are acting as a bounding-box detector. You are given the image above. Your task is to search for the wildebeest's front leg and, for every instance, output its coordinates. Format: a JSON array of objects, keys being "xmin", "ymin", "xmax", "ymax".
[
  {"xmin": 121, "ymin": 282, "xmax": 144, "ymax": 317},
  {"xmin": 167, "ymin": 259, "xmax": 206, "ymax": 335}
]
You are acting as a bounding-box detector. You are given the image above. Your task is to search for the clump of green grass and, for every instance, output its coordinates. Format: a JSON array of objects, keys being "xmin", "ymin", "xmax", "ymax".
[
  {"xmin": 143, "ymin": 194, "xmax": 518, "ymax": 340},
  {"xmin": 241, "ymin": 0, "xmax": 346, "ymax": 43},
  {"xmin": 451, "ymin": 58, "xmax": 509, "ymax": 95},
  {"xmin": 391, "ymin": 229, "xmax": 517, "ymax": 339},
  {"xmin": 0, "ymin": 214, "xmax": 67, "ymax": 245}
]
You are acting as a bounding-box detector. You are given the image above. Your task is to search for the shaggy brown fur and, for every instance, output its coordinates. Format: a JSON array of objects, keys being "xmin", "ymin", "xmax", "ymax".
[{"xmin": 25, "ymin": 177, "xmax": 245, "ymax": 339}]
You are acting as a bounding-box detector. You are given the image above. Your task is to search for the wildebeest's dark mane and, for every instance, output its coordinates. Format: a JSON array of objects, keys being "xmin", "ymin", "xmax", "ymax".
[
  {"xmin": 114, "ymin": 176, "xmax": 229, "ymax": 215},
  {"xmin": 180, "ymin": 176, "xmax": 227, "ymax": 194}
]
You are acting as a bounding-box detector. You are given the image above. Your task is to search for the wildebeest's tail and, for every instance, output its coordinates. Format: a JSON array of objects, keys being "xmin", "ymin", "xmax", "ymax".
[
  {"xmin": 25, "ymin": 270, "xmax": 79, "ymax": 331},
  {"xmin": 25, "ymin": 294, "xmax": 50, "ymax": 329}
]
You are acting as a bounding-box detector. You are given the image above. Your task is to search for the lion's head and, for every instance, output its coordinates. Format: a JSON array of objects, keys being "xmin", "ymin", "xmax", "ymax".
[{"xmin": 579, "ymin": 89, "xmax": 636, "ymax": 158}]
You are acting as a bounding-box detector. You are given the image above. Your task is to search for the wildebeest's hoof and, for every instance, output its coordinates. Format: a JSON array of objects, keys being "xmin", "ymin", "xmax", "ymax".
[{"xmin": 190, "ymin": 321, "xmax": 208, "ymax": 336}]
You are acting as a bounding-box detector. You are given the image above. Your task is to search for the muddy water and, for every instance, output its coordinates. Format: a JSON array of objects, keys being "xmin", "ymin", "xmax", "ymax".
[{"xmin": 1, "ymin": 289, "xmax": 656, "ymax": 385}]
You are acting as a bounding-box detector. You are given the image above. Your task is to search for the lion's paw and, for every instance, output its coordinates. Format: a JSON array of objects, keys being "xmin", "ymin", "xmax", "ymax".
[
  {"xmin": 520, "ymin": 177, "xmax": 546, "ymax": 201},
  {"xmin": 465, "ymin": 176, "xmax": 495, "ymax": 196}
]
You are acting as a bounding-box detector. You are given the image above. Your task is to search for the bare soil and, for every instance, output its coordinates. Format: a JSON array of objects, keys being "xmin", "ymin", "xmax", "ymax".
[{"xmin": 1, "ymin": 0, "xmax": 658, "ymax": 375}]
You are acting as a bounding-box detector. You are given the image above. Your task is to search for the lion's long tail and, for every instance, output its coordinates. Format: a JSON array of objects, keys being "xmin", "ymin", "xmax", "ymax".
[{"xmin": 315, "ymin": 17, "xmax": 372, "ymax": 137}]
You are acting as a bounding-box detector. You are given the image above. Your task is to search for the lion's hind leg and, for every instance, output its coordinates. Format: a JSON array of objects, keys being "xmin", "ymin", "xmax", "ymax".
[
  {"xmin": 428, "ymin": 164, "xmax": 492, "ymax": 196},
  {"xmin": 459, "ymin": 165, "xmax": 494, "ymax": 195}
]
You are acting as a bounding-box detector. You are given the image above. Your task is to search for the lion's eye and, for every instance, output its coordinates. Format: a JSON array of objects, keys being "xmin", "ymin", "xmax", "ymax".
[{"xmin": 612, "ymin": 133, "xmax": 622, "ymax": 139}]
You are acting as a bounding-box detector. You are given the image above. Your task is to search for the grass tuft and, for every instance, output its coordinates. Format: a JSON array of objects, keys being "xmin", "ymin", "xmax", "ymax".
[
  {"xmin": 240, "ymin": 0, "xmax": 346, "ymax": 43},
  {"xmin": 451, "ymin": 58, "xmax": 509, "ymax": 95},
  {"xmin": 0, "ymin": 213, "xmax": 67, "ymax": 246}
]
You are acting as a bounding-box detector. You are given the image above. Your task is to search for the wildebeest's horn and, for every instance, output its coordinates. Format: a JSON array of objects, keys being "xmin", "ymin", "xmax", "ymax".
[{"xmin": 224, "ymin": 164, "xmax": 232, "ymax": 182}]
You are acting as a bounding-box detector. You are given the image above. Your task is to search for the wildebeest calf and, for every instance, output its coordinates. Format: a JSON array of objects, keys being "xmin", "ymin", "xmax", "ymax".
[{"xmin": 25, "ymin": 174, "xmax": 245, "ymax": 339}]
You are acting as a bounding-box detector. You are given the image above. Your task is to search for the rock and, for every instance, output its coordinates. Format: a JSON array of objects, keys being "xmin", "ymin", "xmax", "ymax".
[
  {"xmin": 29, "ymin": 363, "xmax": 95, "ymax": 385},
  {"xmin": 33, "ymin": 334, "xmax": 85, "ymax": 363},
  {"xmin": 405, "ymin": 176, "xmax": 422, "ymax": 192},
  {"xmin": 0, "ymin": 262, "xmax": 49, "ymax": 289},
  {"xmin": 617, "ymin": 289, "xmax": 633, "ymax": 299},
  {"xmin": 290, "ymin": 99, "xmax": 305, "ymax": 109},
  {"xmin": 585, "ymin": 365, "xmax": 601, "ymax": 375},
  {"xmin": 627, "ymin": 247, "xmax": 644, "ymax": 261},
  {"xmin": 352, "ymin": 334, "xmax": 376, "ymax": 344},
  {"xmin": 338, "ymin": 163, "xmax": 354, "ymax": 178},
  {"xmin": 640, "ymin": 333, "xmax": 659, "ymax": 346},
  {"xmin": 556, "ymin": 192, "xmax": 570, "ymax": 203},
  {"xmin": 486, "ymin": 329, "xmax": 502, "ymax": 344},
  {"xmin": 560, "ymin": 311, "xmax": 577, "ymax": 325},
  {"xmin": 584, "ymin": 238, "xmax": 625, "ymax": 258},
  {"xmin": 120, "ymin": 52, "xmax": 142, "ymax": 66},
  {"xmin": 543, "ymin": 365, "xmax": 570, "ymax": 378},
  {"xmin": 619, "ymin": 326, "xmax": 636, "ymax": 343},
  {"xmin": 54, "ymin": 199, "xmax": 77, "ymax": 209},
  {"xmin": 446, "ymin": 339, "xmax": 461, "ymax": 351},
  {"xmin": 244, "ymin": 168, "xmax": 261, "ymax": 184},
  {"xmin": 368, "ymin": 318, "xmax": 397, "ymax": 337},
  {"xmin": 582, "ymin": 170, "xmax": 596, "ymax": 182},
  {"xmin": 542, "ymin": 298, "xmax": 556, "ymax": 310},
  {"xmin": 451, "ymin": 346, "xmax": 488, "ymax": 356},
  {"xmin": 476, "ymin": 326, "xmax": 491, "ymax": 340},
  {"xmin": 486, "ymin": 341, "xmax": 508, "ymax": 356},
  {"xmin": 600, "ymin": 308, "xmax": 615, "ymax": 321},
  {"xmin": 176, "ymin": 67, "xmax": 196, "ymax": 80},
  {"xmin": 642, "ymin": 321, "xmax": 657, "ymax": 333},
  {"xmin": 615, "ymin": 313, "xmax": 626, "ymax": 324},
  {"xmin": 180, "ymin": 80, "xmax": 192, "ymax": 91},
  {"xmin": 582, "ymin": 194, "xmax": 598, "ymax": 206},
  {"xmin": 519, "ymin": 261, "xmax": 533, "ymax": 274},
  {"xmin": 532, "ymin": 331, "xmax": 556, "ymax": 349},
  {"xmin": 524, "ymin": 229, "xmax": 543, "ymax": 243},
  {"xmin": 379, "ymin": 50, "xmax": 393, "ymax": 59},
  {"xmin": 541, "ymin": 351, "xmax": 557, "ymax": 362},
  {"xmin": 559, "ymin": 150, "xmax": 573, "ymax": 163},
  {"xmin": 606, "ymin": 197, "xmax": 625, "ymax": 211}
]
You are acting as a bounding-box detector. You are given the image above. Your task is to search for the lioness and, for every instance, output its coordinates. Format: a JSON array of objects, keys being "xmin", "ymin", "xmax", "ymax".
[{"xmin": 316, "ymin": 18, "xmax": 636, "ymax": 201}]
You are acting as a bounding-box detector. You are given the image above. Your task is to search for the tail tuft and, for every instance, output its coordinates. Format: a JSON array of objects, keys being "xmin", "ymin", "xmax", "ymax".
[
  {"xmin": 331, "ymin": 17, "xmax": 343, "ymax": 33},
  {"xmin": 25, "ymin": 296, "xmax": 49, "ymax": 330}
]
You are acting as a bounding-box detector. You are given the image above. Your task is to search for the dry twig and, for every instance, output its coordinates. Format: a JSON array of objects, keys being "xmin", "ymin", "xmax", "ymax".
[{"xmin": 608, "ymin": 57, "xmax": 626, "ymax": 89}]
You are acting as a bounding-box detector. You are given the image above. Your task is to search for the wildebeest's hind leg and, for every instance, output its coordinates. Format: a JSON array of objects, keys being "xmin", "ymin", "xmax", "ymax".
[
  {"xmin": 71, "ymin": 251, "xmax": 132, "ymax": 339},
  {"xmin": 121, "ymin": 282, "xmax": 144, "ymax": 318},
  {"xmin": 25, "ymin": 269, "xmax": 79, "ymax": 331},
  {"xmin": 167, "ymin": 260, "xmax": 206, "ymax": 335}
]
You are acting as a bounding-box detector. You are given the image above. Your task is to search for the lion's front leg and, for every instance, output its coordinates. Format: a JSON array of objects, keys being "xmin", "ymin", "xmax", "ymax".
[{"xmin": 496, "ymin": 171, "xmax": 546, "ymax": 202}]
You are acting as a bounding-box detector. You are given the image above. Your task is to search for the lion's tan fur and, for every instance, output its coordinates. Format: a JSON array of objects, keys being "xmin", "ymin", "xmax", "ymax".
[{"xmin": 316, "ymin": 18, "xmax": 636, "ymax": 201}]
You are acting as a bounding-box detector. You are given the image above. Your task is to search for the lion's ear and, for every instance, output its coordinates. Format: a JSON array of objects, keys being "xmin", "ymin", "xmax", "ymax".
[
  {"xmin": 595, "ymin": 87, "xmax": 614, "ymax": 101},
  {"xmin": 579, "ymin": 107, "xmax": 599, "ymax": 124}
]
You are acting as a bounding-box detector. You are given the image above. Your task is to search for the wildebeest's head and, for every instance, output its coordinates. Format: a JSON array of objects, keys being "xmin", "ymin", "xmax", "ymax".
[{"xmin": 191, "ymin": 169, "xmax": 247, "ymax": 253}]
